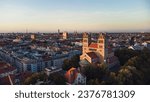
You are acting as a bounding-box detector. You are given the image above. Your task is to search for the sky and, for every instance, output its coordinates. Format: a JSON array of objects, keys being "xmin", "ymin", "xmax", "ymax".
[{"xmin": 0, "ymin": 0, "xmax": 150, "ymax": 33}]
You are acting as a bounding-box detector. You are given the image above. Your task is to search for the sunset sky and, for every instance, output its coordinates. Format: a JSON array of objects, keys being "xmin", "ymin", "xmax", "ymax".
[{"xmin": 0, "ymin": 0, "xmax": 150, "ymax": 32}]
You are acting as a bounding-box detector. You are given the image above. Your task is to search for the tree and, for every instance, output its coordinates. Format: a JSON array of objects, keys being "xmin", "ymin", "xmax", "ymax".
[
  {"xmin": 62, "ymin": 54, "xmax": 80, "ymax": 71},
  {"xmin": 62, "ymin": 59, "xmax": 71, "ymax": 71},
  {"xmin": 87, "ymin": 78, "xmax": 101, "ymax": 85},
  {"xmin": 23, "ymin": 72, "xmax": 48, "ymax": 85},
  {"xmin": 124, "ymin": 48, "xmax": 150, "ymax": 84},
  {"xmin": 114, "ymin": 48, "xmax": 139, "ymax": 65},
  {"xmin": 48, "ymin": 72, "xmax": 66, "ymax": 85},
  {"xmin": 70, "ymin": 54, "xmax": 80, "ymax": 68},
  {"xmin": 103, "ymin": 72, "xmax": 118, "ymax": 85},
  {"xmin": 116, "ymin": 66, "xmax": 144, "ymax": 85},
  {"xmin": 82, "ymin": 63, "xmax": 108, "ymax": 85}
]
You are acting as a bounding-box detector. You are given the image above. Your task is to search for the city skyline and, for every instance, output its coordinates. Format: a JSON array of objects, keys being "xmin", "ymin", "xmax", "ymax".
[{"xmin": 0, "ymin": 0, "xmax": 150, "ymax": 33}]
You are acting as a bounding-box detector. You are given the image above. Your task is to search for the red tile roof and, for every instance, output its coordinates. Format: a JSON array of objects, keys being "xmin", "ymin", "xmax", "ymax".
[
  {"xmin": 65, "ymin": 67, "xmax": 78, "ymax": 84},
  {"xmin": 89, "ymin": 43, "xmax": 98, "ymax": 48}
]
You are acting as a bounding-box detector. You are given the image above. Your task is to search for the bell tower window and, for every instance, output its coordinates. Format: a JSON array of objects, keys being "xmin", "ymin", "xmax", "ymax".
[
  {"xmin": 99, "ymin": 45, "xmax": 103, "ymax": 48},
  {"xmin": 98, "ymin": 40, "xmax": 103, "ymax": 43},
  {"xmin": 84, "ymin": 39, "xmax": 87, "ymax": 42}
]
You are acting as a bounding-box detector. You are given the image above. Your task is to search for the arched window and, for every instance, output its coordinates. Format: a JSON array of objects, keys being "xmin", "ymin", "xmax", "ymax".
[{"xmin": 98, "ymin": 40, "xmax": 103, "ymax": 43}]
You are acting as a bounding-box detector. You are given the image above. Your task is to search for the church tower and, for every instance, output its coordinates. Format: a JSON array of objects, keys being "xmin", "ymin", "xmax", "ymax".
[
  {"xmin": 80, "ymin": 32, "xmax": 119, "ymax": 69},
  {"xmin": 97, "ymin": 33, "xmax": 108, "ymax": 63},
  {"xmin": 82, "ymin": 32, "xmax": 91, "ymax": 54}
]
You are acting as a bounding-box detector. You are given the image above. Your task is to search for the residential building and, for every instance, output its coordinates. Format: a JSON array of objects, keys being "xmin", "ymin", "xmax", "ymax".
[{"xmin": 65, "ymin": 67, "xmax": 86, "ymax": 85}]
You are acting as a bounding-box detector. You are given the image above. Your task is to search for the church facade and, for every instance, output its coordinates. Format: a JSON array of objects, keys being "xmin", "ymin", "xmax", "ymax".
[{"xmin": 80, "ymin": 33, "xmax": 119, "ymax": 69}]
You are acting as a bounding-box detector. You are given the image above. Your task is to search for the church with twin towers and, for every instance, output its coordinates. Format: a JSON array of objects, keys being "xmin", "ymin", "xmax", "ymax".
[{"xmin": 80, "ymin": 32, "xmax": 119, "ymax": 69}]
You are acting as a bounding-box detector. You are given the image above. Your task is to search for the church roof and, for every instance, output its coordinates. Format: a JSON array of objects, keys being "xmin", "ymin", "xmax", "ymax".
[
  {"xmin": 80, "ymin": 59, "xmax": 90, "ymax": 65},
  {"xmin": 86, "ymin": 52, "xmax": 99, "ymax": 59},
  {"xmin": 89, "ymin": 43, "xmax": 98, "ymax": 48}
]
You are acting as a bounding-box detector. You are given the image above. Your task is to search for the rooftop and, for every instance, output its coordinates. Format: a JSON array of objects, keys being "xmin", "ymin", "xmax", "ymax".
[
  {"xmin": 86, "ymin": 52, "xmax": 99, "ymax": 59},
  {"xmin": 65, "ymin": 67, "xmax": 79, "ymax": 84},
  {"xmin": 0, "ymin": 62, "xmax": 16, "ymax": 74},
  {"xmin": 89, "ymin": 43, "xmax": 98, "ymax": 49}
]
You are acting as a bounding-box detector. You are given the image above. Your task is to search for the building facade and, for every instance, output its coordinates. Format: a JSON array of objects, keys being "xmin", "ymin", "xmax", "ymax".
[
  {"xmin": 65, "ymin": 67, "xmax": 86, "ymax": 85},
  {"xmin": 80, "ymin": 33, "xmax": 119, "ymax": 68},
  {"xmin": 62, "ymin": 32, "xmax": 68, "ymax": 40}
]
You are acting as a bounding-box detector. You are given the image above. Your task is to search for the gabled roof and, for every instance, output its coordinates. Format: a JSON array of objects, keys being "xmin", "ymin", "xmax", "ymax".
[
  {"xmin": 65, "ymin": 67, "xmax": 78, "ymax": 84},
  {"xmin": 86, "ymin": 52, "xmax": 99, "ymax": 59}
]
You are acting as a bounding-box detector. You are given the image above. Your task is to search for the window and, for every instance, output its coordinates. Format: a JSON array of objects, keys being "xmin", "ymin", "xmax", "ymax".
[
  {"xmin": 99, "ymin": 45, "xmax": 103, "ymax": 48},
  {"xmin": 27, "ymin": 64, "xmax": 31, "ymax": 71},
  {"xmin": 45, "ymin": 62, "xmax": 48, "ymax": 67},
  {"xmin": 89, "ymin": 48, "xmax": 96, "ymax": 51},
  {"xmin": 83, "ymin": 39, "xmax": 87, "ymax": 42},
  {"xmin": 78, "ymin": 77, "xmax": 81, "ymax": 81},
  {"xmin": 98, "ymin": 40, "xmax": 103, "ymax": 43},
  {"xmin": 51, "ymin": 61, "xmax": 54, "ymax": 66}
]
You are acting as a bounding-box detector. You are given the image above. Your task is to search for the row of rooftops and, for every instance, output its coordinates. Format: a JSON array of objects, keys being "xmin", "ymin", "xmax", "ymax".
[{"xmin": 0, "ymin": 43, "xmax": 81, "ymax": 64}]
